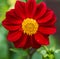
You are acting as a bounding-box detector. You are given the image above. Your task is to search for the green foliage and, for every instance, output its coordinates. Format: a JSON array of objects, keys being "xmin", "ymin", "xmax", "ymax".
[
  {"xmin": 36, "ymin": 0, "xmax": 43, "ymax": 3},
  {"xmin": 0, "ymin": 25, "xmax": 8, "ymax": 59},
  {"xmin": 0, "ymin": 0, "xmax": 9, "ymax": 23},
  {"xmin": 48, "ymin": 35, "xmax": 56, "ymax": 48},
  {"xmin": 54, "ymin": 51, "xmax": 60, "ymax": 59},
  {"xmin": 10, "ymin": 48, "xmax": 28, "ymax": 59},
  {"xmin": 32, "ymin": 52, "xmax": 42, "ymax": 59},
  {"xmin": 10, "ymin": 48, "xmax": 28, "ymax": 56}
]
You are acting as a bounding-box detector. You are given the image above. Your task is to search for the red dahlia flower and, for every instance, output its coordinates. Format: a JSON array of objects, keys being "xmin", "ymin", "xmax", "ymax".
[{"xmin": 2, "ymin": 0, "xmax": 56, "ymax": 49}]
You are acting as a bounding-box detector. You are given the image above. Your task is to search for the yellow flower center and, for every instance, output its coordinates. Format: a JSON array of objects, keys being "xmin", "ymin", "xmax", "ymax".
[{"xmin": 22, "ymin": 18, "xmax": 39, "ymax": 35}]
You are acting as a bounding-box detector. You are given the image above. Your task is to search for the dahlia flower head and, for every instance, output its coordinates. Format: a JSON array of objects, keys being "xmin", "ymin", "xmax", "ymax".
[{"xmin": 2, "ymin": 0, "xmax": 56, "ymax": 49}]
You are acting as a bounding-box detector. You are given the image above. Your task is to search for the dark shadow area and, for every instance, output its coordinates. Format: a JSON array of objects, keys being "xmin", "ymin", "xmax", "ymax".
[{"xmin": 44, "ymin": 0, "xmax": 60, "ymax": 46}]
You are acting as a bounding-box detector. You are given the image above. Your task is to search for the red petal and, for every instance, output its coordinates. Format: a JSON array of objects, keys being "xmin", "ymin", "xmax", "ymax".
[
  {"xmin": 23, "ymin": 35, "xmax": 40, "ymax": 49},
  {"xmin": 23, "ymin": 36, "xmax": 31, "ymax": 49},
  {"xmin": 31, "ymin": 36, "xmax": 41, "ymax": 48},
  {"xmin": 34, "ymin": 32, "xmax": 49, "ymax": 45},
  {"xmin": 7, "ymin": 31, "xmax": 22, "ymax": 42},
  {"xmin": 14, "ymin": 34, "xmax": 27, "ymax": 48},
  {"xmin": 45, "ymin": 14, "xmax": 56, "ymax": 26},
  {"xmin": 2, "ymin": 20, "xmax": 20, "ymax": 31},
  {"xmin": 37, "ymin": 9, "xmax": 54, "ymax": 23},
  {"xmin": 38, "ymin": 27, "xmax": 56, "ymax": 34},
  {"xmin": 34, "ymin": 2, "xmax": 47, "ymax": 19},
  {"xmin": 26, "ymin": 0, "xmax": 36, "ymax": 17},
  {"xmin": 2, "ymin": 19, "xmax": 22, "ymax": 25},
  {"xmin": 15, "ymin": 1, "xmax": 26, "ymax": 19},
  {"xmin": 6, "ymin": 9, "xmax": 19, "ymax": 19},
  {"xmin": 38, "ymin": 15, "xmax": 56, "ymax": 27},
  {"xmin": 3, "ymin": 23, "xmax": 20, "ymax": 31},
  {"xmin": 4, "ymin": 9, "xmax": 22, "ymax": 24}
]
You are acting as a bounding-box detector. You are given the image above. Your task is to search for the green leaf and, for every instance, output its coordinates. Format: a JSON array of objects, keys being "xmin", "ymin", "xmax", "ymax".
[
  {"xmin": 54, "ymin": 51, "xmax": 60, "ymax": 59},
  {"xmin": 10, "ymin": 48, "xmax": 28, "ymax": 59},
  {"xmin": 20, "ymin": 0, "xmax": 27, "ymax": 2},
  {"xmin": 47, "ymin": 35, "xmax": 56, "ymax": 48},
  {"xmin": 32, "ymin": 52, "xmax": 42, "ymax": 59},
  {"xmin": 36, "ymin": 0, "xmax": 43, "ymax": 3},
  {"xmin": 0, "ymin": 0, "xmax": 9, "ymax": 23},
  {"xmin": 10, "ymin": 48, "xmax": 28, "ymax": 56},
  {"xmin": 10, "ymin": 52, "xmax": 26, "ymax": 59},
  {"xmin": 0, "ymin": 25, "xmax": 8, "ymax": 35},
  {"xmin": 0, "ymin": 26, "xmax": 9, "ymax": 59}
]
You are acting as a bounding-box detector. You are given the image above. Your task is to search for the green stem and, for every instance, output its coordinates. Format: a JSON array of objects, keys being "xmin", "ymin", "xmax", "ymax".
[
  {"xmin": 26, "ymin": 48, "xmax": 36, "ymax": 59},
  {"xmin": 25, "ymin": 0, "xmax": 27, "ymax": 2},
  {"xmin": 43, "ymin": 46, "xmax": 49, "ymax": 52}
]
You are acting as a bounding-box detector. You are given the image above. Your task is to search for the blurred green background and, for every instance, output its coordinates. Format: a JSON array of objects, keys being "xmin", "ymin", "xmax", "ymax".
[{"xmin": 0, "ymin": 0, "xmax": 60, "ymax": 59}]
